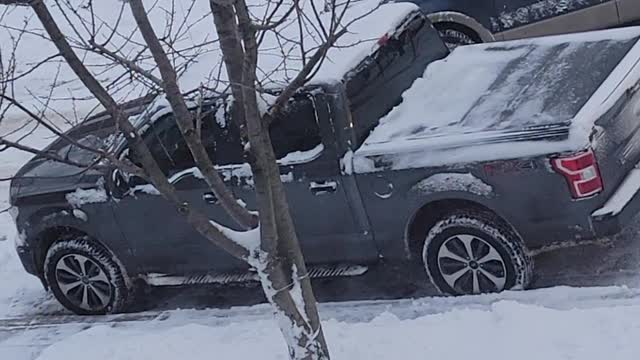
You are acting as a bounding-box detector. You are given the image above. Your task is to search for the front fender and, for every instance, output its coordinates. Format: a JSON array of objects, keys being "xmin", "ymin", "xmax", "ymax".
[{"xmin": 25, "ymin": 207, "xmax": 96, "ymax": 248}]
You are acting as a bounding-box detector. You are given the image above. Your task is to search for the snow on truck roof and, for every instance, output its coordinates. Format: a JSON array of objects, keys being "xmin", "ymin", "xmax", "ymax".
[
  {"xmin": 171, "ymin": 1, "xmax": 422, "ymax": 90},
  {"xmin": 354, "ymin": 27, "xmax": 640, "ymax": 172},
  {"xmin": 309, "ymin": 3, "xmax": 420, "ymax": 83}
]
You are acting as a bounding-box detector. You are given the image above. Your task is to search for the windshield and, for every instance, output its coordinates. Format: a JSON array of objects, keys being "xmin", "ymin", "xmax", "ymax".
[{"xmin": 56, "ymin": 134, "xmax": 104, "ymax": 165}]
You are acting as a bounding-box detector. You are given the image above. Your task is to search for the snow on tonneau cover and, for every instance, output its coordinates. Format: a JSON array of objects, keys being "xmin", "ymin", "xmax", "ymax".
[{"xmin": 354, "ymin": 27, "xmax": 640, "ymax": 185}]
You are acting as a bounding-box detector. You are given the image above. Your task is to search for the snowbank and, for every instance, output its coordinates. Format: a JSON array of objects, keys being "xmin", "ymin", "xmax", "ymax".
[
  {"xmin": 0, "ymin": 120, "xmax": 61, "ymax": 318},
  {"xmin": 35, "ymin": 294, "xmax": 640, "ymax": 360}
]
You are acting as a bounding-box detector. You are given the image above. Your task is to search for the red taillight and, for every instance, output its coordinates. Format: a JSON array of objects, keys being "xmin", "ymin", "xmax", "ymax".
[
  {"xmin": 551, "ymin": 149, "xmax": 603, "ymax": 199},
  {"xmin": 377, "ymin": 33, "xmax": 390, "ymax": 46}
]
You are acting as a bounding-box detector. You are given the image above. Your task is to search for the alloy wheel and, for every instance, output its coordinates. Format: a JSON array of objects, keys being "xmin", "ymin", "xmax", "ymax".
[
  {"xmin": 437, "ymin": 234, "xmax": 507, "ymax": 294},
  {"xmin": 55, "ymin": 254, "xmax": 112, "ymax": 311}
]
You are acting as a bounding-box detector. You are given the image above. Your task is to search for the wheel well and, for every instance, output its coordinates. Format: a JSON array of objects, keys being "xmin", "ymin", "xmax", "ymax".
[
  {"xmin": 34, "ymin": 226, "xmax": 90, "ymax": 279},
  {"xmin": 432, "ymin": 22, "xmax": 483, "ymax": 43},
  {"xmin": 406, "ymin": 199, "xmax": 495, "ymax": 258}
]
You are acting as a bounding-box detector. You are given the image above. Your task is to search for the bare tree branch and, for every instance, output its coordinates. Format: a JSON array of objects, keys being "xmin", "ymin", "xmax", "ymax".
[{"xmin": 128, "ymin": 0, "xmax": 258, "ymax": 230}]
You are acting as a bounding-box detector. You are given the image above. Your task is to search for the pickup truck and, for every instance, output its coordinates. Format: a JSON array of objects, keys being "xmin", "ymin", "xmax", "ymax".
[{"xmin": 9, "ymin": 4, "xmax": 640, "ymax": 315}]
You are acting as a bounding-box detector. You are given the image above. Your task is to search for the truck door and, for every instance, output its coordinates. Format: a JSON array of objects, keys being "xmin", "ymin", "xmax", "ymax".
[
  {"xmin": 493, "ymin": 0, "xmax": 619, "ymax": 40},
  {"xmin": 231, "ymin": 94, "xmax": 377, "ymax": 265},
  {"xmin": 111, "ymin": 110, "xmax": 247, "ymax": 276}
]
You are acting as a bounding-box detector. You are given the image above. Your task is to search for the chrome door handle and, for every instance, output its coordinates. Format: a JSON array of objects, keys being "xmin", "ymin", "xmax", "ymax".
[
  {"xmin": 202, "ymin": 192, "xmax": 219, "ymax": 204},
  {"xmin": 309, "ymin": 181, "xmax": 337, "ymax": 195}
]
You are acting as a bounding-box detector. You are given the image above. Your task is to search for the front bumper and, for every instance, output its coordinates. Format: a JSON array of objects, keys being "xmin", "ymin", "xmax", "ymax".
[
  {"xmin": 591, "ymin": 168, "xmax": 640, "ymax": 236},
  {"xmin": 16, "ymin": 244, "xmax": 38, "ymax": 276}
]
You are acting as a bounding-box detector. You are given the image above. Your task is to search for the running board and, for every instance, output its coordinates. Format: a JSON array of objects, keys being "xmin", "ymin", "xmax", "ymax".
[{"xmin": 145, "ymin": 265, "xmax": 368, "ymax": 287}]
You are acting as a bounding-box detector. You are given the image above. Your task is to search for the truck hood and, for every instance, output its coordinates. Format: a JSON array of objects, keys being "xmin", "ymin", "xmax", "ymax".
[
  {"xmin": 9, "ymin": 94, "xmax": 158, "ymax": 203},
  {"xmin": 354, "ymin": 27, "xmax": 640, "ymax": 171},
  {"xmin": 10, "ymin": 114, "xmax": 119, "ymax": 202}
]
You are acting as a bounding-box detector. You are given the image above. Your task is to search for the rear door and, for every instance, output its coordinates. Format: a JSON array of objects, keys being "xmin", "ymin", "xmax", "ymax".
[
  {"xmin": 230, "ymin": 94, "xmax": 378, "ymax": 265},
  {"xmin": 493, "ymin": 0, "xmax": 619, "ymax": 40}
]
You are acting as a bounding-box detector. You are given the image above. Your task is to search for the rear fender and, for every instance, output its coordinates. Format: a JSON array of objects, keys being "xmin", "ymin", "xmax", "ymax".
[{"xmin": 403, "ymin": 172, "xmax": 503, "ymax": 258}]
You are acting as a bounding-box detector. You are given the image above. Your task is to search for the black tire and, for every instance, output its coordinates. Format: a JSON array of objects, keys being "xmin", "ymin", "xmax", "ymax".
[
  {"xmin": 436, "ymin": 27, "xmax": 478, "ymax": 50},
  {"xmin": 422, "ymin": 210, "xmax": 533, "ymax": 296},
  {"xmin": 44, "ymin": 237, "xmax": 133, "ymax": 315}
]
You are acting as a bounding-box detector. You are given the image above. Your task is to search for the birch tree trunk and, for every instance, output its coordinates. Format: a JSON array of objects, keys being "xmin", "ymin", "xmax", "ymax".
[{"xmin": 210, "ymin": 0, "xmax": 330, "ymax": 358}]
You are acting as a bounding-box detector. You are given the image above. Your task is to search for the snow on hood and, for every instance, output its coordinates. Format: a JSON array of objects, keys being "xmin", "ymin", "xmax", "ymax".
[{"xmin": 354, "ymin": 27, "xmax": 640, "ymax": 171}]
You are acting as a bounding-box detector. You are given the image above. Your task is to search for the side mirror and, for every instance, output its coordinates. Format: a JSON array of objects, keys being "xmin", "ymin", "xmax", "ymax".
[
  {"xmin": 109, "ymin": 168, "xmax": 129, "ymax": 199},
  {"xmin": 110, "ymin": 168, "xmax": 151, "ymax": 199}
]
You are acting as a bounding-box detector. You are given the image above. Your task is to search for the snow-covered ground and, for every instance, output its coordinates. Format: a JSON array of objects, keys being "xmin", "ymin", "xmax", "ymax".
[
  {"xmin": 6, "ymin": 284, "xmax": 640, "ymax": 360},
  {"xmin": 2, "ymin": 115, "xmax": 640, "ymax": 360},
  {"xmin": 0, "ymin": 119, "xmax": 64, "ymax": 320}
]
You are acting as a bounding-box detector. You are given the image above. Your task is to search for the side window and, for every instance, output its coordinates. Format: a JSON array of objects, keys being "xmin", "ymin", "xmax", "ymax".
[
  {"xmin": 269, "ymin": 96, "xmax": 322, "ymax": 160},
  {"xmin": 204, "ymin": 101, "xmax": 244, "ymax": 166},
  {"xmin": 139, "ymin": 101, "xmax": 245, "ymax": 176},
  {"xmin": 144, "ymin": 115, "xmax": 194, "ymax": 176},
  {"xmin": 132, "ymin": 95, "xmax": 320, "ymax": 177}
]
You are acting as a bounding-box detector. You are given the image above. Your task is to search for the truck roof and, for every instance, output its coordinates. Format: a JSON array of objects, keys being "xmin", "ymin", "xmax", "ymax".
[{"xmin": 354, "ymin": 27, "xmax": 640, "ymax": 171}]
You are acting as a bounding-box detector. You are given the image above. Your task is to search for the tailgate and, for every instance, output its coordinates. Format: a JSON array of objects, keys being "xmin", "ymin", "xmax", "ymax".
[
  {"xmin": 593, "ymin": 85, "xmax": 640, "ymax": 198},
  {"xmin": 589, "ymin": 37, "xmax": 640, "ymax": 199}
]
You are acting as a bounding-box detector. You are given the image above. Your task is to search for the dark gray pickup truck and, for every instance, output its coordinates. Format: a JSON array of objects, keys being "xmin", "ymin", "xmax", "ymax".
[{"xmin": 9, "ymin": 7, "xmax": 640, "ymax": 315}]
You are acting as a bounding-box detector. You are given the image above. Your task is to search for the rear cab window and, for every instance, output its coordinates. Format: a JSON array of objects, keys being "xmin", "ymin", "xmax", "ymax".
[{"xmin": 345, "ymin": 12, "xmax": 449, "ymax": 148}]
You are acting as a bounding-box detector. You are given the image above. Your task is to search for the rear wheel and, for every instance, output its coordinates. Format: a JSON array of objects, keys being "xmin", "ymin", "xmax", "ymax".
[
  {"xmin": 422, "ymin": 210, "xmax": 532, "ymax": 295},
  {"xmin": 44, "ymin": 237, "xmax": 133, "ymax": 315},
  {"xmin": 434, "ymin": 24, "xmax": 479, "ymax": 49}
]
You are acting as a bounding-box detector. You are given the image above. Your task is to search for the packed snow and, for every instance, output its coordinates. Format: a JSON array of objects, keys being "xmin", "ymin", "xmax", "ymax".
[
  {"xmin": 209, "ymin": 221, "xmax": 261, "ymax": 253},
  {"xmin": 592, "ymin": 169, "xmax": 640, "ymax": 217},
  {"xmin": 128, "ymin": 184, "xmax": 162, "ymax": 196},
  {"xmin": 5, "ymin": 287, "xmax": 640, "ymax": 360},
  {"xmin": 414, "ymin": 173, "xmax": 493, "ymax": 197},
  {"xmin": 65, "ymin": 187, "xmax": 108, "ymax": 208},
  {"xmin": 278, "ymin": 144, "xmax": 325, "ymax": 165}
]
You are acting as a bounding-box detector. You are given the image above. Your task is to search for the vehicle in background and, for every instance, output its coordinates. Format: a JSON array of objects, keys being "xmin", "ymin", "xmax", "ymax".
[{"xmin": 406, "ymin": 0, "xmax": 640, "ymax": 46}]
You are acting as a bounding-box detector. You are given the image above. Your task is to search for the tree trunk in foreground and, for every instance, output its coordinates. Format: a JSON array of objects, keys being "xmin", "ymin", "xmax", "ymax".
[{"xmin": 211, "ymin": 1, "xmax": 330, "ymax": 358}]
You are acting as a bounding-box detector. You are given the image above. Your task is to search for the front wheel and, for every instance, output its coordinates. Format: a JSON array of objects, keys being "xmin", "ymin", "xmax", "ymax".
[
  {"xmin": 422, "ymin": 210, "xmax": 533, "ymax": 295},
  {"xmin": 44, "ymin": 237, "xmax": 133, "ymax": 315}
]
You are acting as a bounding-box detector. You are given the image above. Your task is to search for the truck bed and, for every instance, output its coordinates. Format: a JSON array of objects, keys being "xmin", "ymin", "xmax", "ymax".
[{"xmin": 354, "ymin": 27, "xmax": 640, "ymax": 171}]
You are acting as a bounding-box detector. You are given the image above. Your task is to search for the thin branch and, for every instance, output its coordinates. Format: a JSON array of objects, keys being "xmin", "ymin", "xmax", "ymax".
[{"xmin": 88, "ymin": 40, "xmax": 163, "ymax": 86}]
